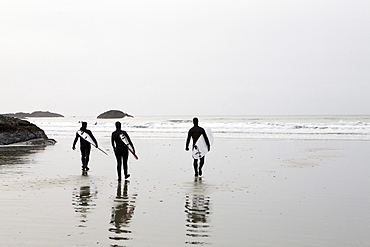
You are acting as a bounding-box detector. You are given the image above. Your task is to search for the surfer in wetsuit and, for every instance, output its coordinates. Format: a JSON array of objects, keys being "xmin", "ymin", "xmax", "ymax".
[
  {"xmin": 185, "ymin": 117, "xmax": 210, "ymax": 177},
  {"xmin": 111, "ymin": 122, "xmax": 136, "ymax": 181},
  {"xmin": 72, "ymin": 122, "xmax": 98, "ymax": 172}
]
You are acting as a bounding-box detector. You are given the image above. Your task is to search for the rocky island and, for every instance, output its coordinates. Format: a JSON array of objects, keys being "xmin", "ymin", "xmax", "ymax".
[
  {"xmin": 97, "ymin": 110, "xmax": 134, "ymax": 119},
  {"xmin": 2, "ymin": 111, "xmax": 64, "ymax": 118},
  {"xmin": 0, "ymin": 115, "xmax": 56, "ymax": 146}
]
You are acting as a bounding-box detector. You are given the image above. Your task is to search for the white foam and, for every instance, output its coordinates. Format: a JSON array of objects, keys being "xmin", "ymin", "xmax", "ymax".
[{"xmin": 28, "ymin": 115, "xmax": 370, "ymax": 141}]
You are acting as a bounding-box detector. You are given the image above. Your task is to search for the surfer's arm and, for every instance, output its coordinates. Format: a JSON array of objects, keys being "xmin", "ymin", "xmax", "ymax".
[
  {"xmin": 72, "ymin": 133, "xmax": 79, "ymax": 150},
  {"xmin": 125, "ymin": 132, "xmax": 135, "ymax": 153},
  {"xmin": 88, "ymin": 131, "xmax": 98, "ymax": 148},
  {"xmin": 185, "ymin": 131, "xmax": 191, "ymax": 151},
  {"xmin": 111, "ymin": 134, "xmax": 116, "ymax": 150},
  {"xmin": 203, "ymin": 130, "xmax": 211, "ymax": 151}
]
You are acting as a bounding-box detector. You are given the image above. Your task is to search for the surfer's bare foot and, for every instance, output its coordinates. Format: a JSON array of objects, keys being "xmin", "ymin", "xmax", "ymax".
[{"xmin": 125, "ymin": 174, "xmax": 130, "ymax": 180}]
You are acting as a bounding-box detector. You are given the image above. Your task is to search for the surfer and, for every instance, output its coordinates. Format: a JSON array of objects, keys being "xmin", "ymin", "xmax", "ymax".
[
  {"xmin": 72, "ymin": 122, "xmax": 98, "ymax": 172},
  {"xmin": 185, "ymin": 117, "xmax": 210, "ymax": 177},
  {"xmin": 111, "ymin": 122, "xmax": 136, "ymax": 181}
]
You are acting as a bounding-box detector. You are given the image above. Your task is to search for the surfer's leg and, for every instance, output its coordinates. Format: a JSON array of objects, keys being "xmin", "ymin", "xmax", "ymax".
[
  {"xmin": 80, "ymin": 147, "xmax": 87, "ymax": 170},
  {"xmin": 115, "ymin": 152, "xmax": 123, "ymax": 181},
  {"xmin": 193, "ymin": 159, "xmax": 199, "ymax": 177},
  {"xmin": 123, "ymin": 149, "xmax": 130, "ymax": 179},
  {"xmin": 85, "ymin": 146, "xmax": 91, "ymax": 170},
  {"xmin": 199, "ymin": 157, "xmax": 205, "ymax": 176},
  {"xmin": 80, "ymin": 151, "xmax": 85, "ymax": 169}
]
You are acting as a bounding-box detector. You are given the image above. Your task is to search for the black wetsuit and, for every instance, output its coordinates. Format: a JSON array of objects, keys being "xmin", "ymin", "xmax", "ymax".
[
  {"xmin": 186, "ymin": 125, "xmax": 210, "ymax": 177},
  {"xmin": 111, "ymin": 130, "xmax": 135, "ymax": 181},
  {"xmin": 72, "ymin": 129, "xmax": 98, "ymax": 171}
]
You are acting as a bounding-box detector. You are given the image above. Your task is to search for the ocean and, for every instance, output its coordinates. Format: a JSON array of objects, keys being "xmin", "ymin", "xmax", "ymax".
[{"xmin": 29, "ymin": 115, "xmax": 370, "ymax": 141}]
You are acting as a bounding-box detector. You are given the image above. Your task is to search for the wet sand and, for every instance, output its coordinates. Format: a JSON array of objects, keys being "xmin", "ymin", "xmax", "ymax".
[{"xmin": 0, "ymin": 137, "xmax": 370, "ymax": 246}]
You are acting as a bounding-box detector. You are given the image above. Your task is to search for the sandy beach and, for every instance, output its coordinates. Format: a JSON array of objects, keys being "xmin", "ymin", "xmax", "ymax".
[{"xmin": 1, "ymin": 136, "xmax": 370, "ymax": 246}]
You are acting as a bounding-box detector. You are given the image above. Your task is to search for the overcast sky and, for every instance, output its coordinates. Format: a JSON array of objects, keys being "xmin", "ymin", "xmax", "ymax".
[{"xmin": 1, "ymin": 0, "xmax": 369, "ymax": 116}]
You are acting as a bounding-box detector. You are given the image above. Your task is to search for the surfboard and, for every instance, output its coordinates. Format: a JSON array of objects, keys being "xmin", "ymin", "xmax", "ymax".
[
  {"xmin": 77, "ymin": 130, "xmax": 108, "ymax": 155},
  {"xmin": 120, "ymin": 133, "xmax": 139, "ymax": 160},
  {"xmin": 192, "ymin": 128, "xmax": 213, "ymax": 159}
]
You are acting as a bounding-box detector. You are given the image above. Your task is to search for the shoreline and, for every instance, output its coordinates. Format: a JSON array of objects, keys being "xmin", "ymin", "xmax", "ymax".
[{"xmin": 23, "ymin": 115, "xmax": 370, "ymax": 141}]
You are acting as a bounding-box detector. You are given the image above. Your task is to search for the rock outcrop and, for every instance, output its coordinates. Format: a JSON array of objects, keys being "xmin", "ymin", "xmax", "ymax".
[
  {"xmin": 2, "ymin": 111, "xmax": 64, "ymax": 118},
  {"xmin": 0, "ymin": 115, "xmax": 56, "ymax": 145},
  {"xmin": 97, "ymin": 110, "xmax": 134, "ymax": 119}
]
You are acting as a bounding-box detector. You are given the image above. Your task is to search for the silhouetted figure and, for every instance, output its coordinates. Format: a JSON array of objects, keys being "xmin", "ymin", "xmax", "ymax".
[
  {"xmin": 111, "ymin": 122, "xmax": 135, "ymax": 181},
  {"xmin": 185, "ymin": 117, "xmax": 210, "ymax": 177},
  {"xmin": 72, "ymin": 122, "xmax": 98, "ymax": 171}
]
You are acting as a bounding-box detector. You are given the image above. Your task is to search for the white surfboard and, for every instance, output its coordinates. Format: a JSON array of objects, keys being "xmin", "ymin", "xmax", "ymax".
[
  {"xmin": 120, "ymin": 133, "xmax": 139, "ymax": 160},
  {"xmin": 192, "ymin": 128, "xmax": 213, "ymax": 159},
  {"xmin": 77, "ymin": 130, "xmax": 108, "ymax": 155}
]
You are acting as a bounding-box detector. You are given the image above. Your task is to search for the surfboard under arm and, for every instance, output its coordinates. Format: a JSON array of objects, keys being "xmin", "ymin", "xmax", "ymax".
[
  {"xmin": 192, "ymin": 128, "xmax": 213, "ymax": 159},
  {"xmin": 120, "ymin": 133, "xmax": 138, "ymax": 160},
  {"xmin": 77, "ymin": 130, "xmax": 108, "ymax": 155}
]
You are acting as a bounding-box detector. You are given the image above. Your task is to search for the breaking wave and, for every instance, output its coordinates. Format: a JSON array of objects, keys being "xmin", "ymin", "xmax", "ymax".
[{"xmin": 29, "ymin": 115, "xmax": 370, "ymax": 141}]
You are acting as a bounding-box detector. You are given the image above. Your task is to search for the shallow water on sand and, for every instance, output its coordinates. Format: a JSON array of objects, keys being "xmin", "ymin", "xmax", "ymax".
[{"xmin": 0, "ymin": 138, "xmax": 370, "ymax": 246}]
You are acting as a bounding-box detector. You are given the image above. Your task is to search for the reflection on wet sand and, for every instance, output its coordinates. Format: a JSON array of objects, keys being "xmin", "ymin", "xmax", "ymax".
[
  {"xmin": 72, "ymin": 185, "xmax": 98, "ymax": 228},
  {"xmin": 109, "ymin": 180, "xmax": 137, "ymax": 242},
  {"xmin": 0, "ymin": 146, "xmax": 45, "ymax": 166},
  {"xmin": 185, "ymin": 177, "xmax": 212, "ymax": 245}
]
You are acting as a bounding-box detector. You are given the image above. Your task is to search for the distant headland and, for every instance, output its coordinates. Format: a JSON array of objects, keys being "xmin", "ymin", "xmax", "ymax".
[
  {"xmin": 97, "ymin": 110, "xmax": 134, "ymax": 119},
  {"xmin": 2, "ymin": 111, "xmax": 64, "ymax": 118}
]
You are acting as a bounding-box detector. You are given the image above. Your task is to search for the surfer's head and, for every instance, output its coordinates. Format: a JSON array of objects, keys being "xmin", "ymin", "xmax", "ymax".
[
  {"xmin": 193, "ymin": 117, "xmax": 199, "ymax": 126},
  {"xmin": 115, "ymin": 121, "xmax": 121, "ymax": 130},
  {"xmin": 81, "ymin": 122, "xmax": 87, "ymax": 130}
]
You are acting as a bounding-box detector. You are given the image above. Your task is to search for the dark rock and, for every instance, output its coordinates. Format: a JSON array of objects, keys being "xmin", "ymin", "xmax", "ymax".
[
  {"xmin": 2, "ymin": 111, "xmax": 64, "ymax": 118},
  {"xmin": 97, "ymin": 110, "xmax": 134, "ymax": 119},
  {"xmin": 0, "ymin": 115, "xmax": 56, "ymax": 146}
]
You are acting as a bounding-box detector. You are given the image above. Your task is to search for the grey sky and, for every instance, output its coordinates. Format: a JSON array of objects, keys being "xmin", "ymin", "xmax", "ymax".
[{"xmin": 1, "ymin": 0, "xmax": 369, "ymax": 116}]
